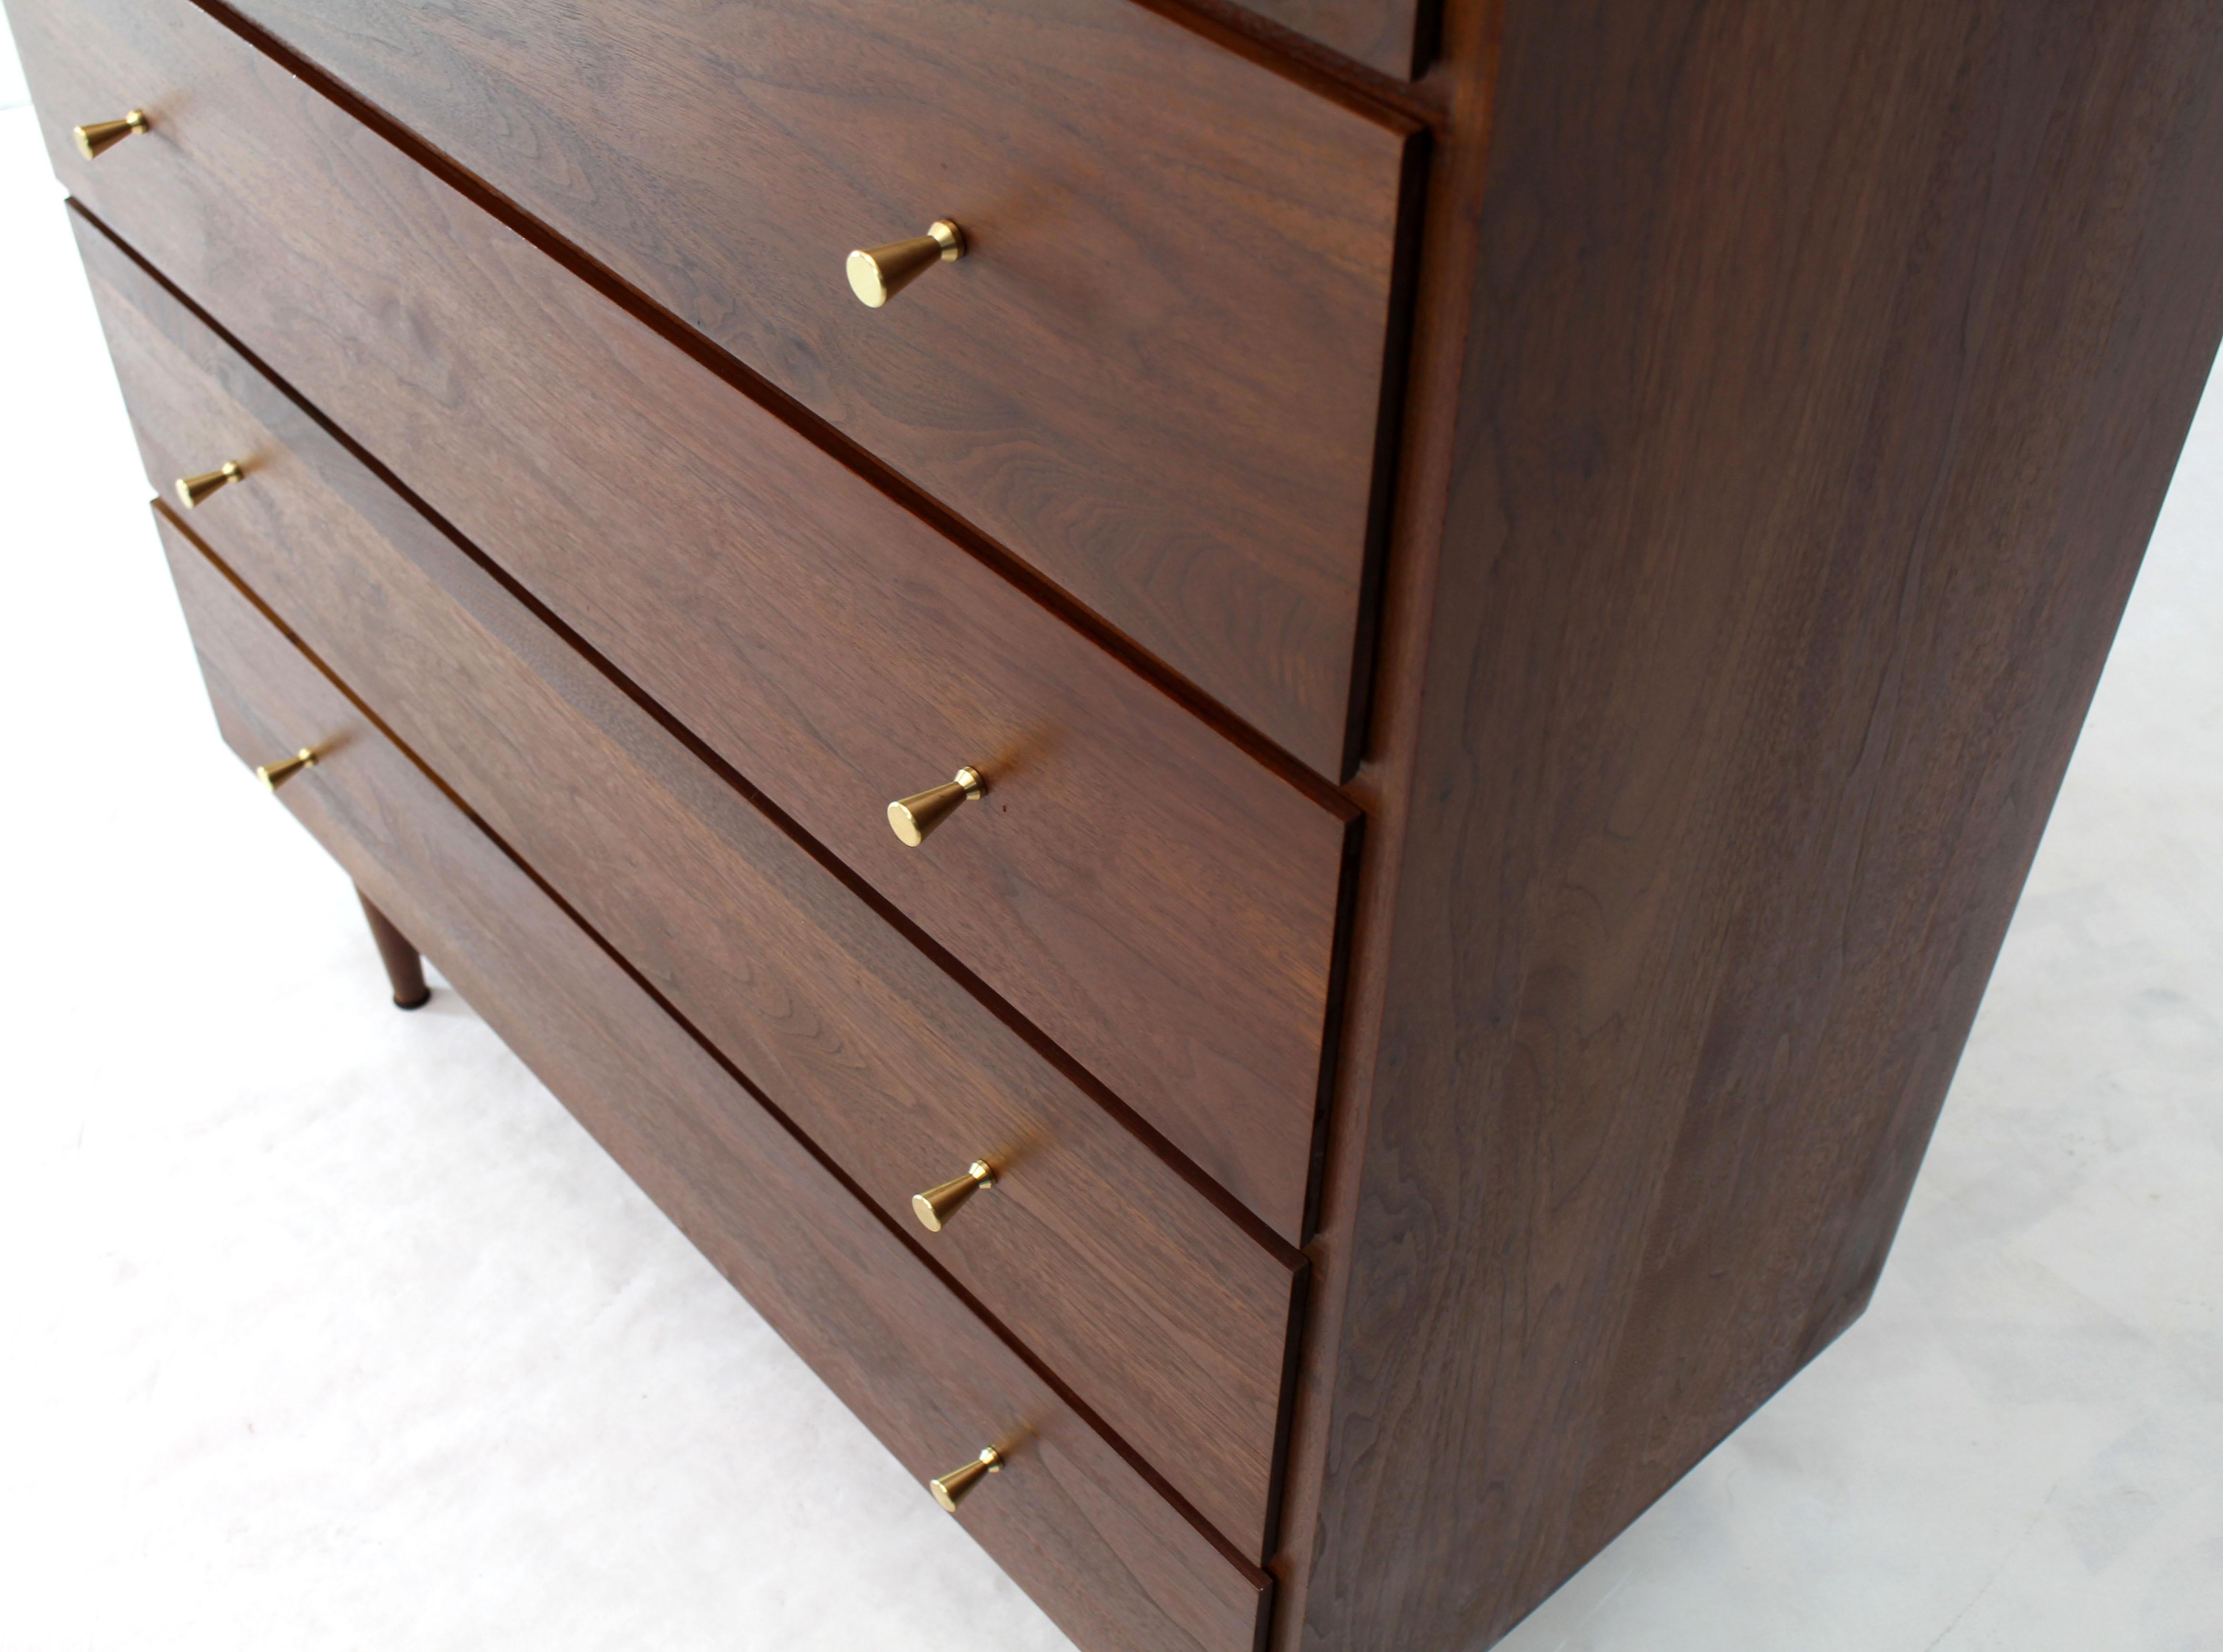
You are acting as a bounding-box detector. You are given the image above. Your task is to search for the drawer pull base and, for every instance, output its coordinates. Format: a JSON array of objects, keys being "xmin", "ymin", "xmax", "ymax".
[
  {"xmin": 887, "ymin": 764, "xmax": 984, "ymax": 847},
  {"xmin": 912, "ymin": 1159, "xmax": 998, "ymax": 1232},
  {"xmin": 846, "ymin": 218, "xmax": 966, "ymax": 308},
  {"xmin": 929, "ymin": 1446, "xmax": 1003, "ymax": 1512},
  {"xmin": 74, "ymin": 109, "xmax": 148, "ymax": 159}
]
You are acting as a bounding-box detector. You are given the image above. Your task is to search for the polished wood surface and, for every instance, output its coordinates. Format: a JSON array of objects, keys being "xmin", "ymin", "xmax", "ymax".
[
  {"xmin": 155, "ymin": 506, "xmax": 1273, "ymax": 1652},
  {"xmin": 355, "ymin": 888, "xmax": 430, "ymax": 1010},
  {"xmin": 13, "ymin": 0, "xmax": 1353, "ymax": 1246},
  {"xmin": 87, "ymin": 217, "xmax": 1299, "ymax": 1558},
  {"xmin": 31, "ymin": 0, "xmax": 2223, "ymax": 1641},
  {"xmin": 1221, "ymin": 0, "xmax": 1433, "ymax": 79},
  {"xmin": 215, "ymin": 0, "xmax": 1419, "ymax": 772},
  {"xmin": 1278, "ymin": 1, "xmax": 2223, "ymax": 1646}
]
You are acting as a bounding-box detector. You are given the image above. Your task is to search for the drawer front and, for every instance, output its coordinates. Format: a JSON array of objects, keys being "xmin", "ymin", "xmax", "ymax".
[
  {"xmin": 218, "ymin": 0, "xmax": 1418, "ymax": 772},
  {"xmin": 1234, "ymin": 0, "xmax": 1435, "ymax": 77},
  {"xmin": 14, "ymin": 0, "xmax": 1351, "ymax": 1245},
  {"xmin": 153, "ymin": 507, "xmax": 1272, "ymax": 1652},
  {"xmin": 85, "ymin": 213, "xmax": 1298, "ymax": 1560}
]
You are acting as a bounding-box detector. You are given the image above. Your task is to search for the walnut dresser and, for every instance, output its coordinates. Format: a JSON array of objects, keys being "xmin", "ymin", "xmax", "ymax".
[{"xmin": 14, "ymin": 0, "xmax": 2223, "ymax": 1645}]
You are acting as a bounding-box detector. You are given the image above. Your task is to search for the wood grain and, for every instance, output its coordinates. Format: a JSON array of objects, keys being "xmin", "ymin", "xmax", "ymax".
[
  {"xmin": 1219, "ymin": 0, "xmax": 1434, "ymax": 79},
  {"xmin": 155, "ymin": 504, "xmax": 1273, "ymax": 1652},
  {"xmin": 11, "ymin": 0, "xmax": 1353, "ymax": 1245},
  {"xmin": 1288, "ymin": 0, "xmax": 2223, "ymax": 1646},
  {"xmin": 215, "ymin": 0, "xmax": 1417, "ymax": 771},
  {"xmin": 86, "ymin": 215, "xmax": 1300, "ymax": 1559},
  {"xmin": 31, "ymin": 0, "xmax": 2200, "ymax": 1640}
]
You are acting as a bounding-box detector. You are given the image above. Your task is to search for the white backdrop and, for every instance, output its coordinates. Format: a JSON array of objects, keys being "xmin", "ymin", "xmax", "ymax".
[{"xmin": 2, "ymin": 17, "xmax": 2218, "ymax": 1650}]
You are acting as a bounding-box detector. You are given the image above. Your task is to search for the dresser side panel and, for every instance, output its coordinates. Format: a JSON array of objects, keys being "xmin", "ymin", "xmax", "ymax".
[{"xmin": 1301, "ymin": 1, "xmax": 2223, "ymax": 1646}]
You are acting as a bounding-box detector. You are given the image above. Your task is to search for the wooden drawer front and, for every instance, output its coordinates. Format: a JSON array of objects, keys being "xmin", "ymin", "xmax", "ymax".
[
  {"xmin": 153, "ymin": 508, "xmax": 1272, "ymax": 1652},
  {"xmin": 84, "ymin": 213, "xmax": 1298, "ymax": 1561},
  {"xmin": 14, "ymin": 0, "xmax": 1351, "ymax": 1246},
  {"xmin": 214, "ymin": 0, "xmax": 1417, "ymax": 774},
  {"xmin": 1233, "ymin": 0, "xmax": 1434, "ymax": 77}
]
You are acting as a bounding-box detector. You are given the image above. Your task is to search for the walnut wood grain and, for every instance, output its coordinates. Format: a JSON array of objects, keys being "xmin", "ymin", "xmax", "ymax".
[
  {"xmin": 1278, "ymin": 1, "xmax": 2223, "ymax": 1647},
  {"xmin": 11, "ymin": 0, "xmax": 1353, "ymax": 1246},
  {"xmin": 86, "ymin": 215, "xmax": 1300, "ymax": 1559},
  {"xmin": 154, "ymin": 506, "xmax": 1273, "ymax": 1652},
  {"xmin": 213, "ymin": 0, "xmax": 1417, "ymax": 772},
  {"xmin": 1219, "ymin": 0, "xmax": 1435, "ymax": 79},
  {"xmin": 33, "ymin": 0, "xmax": 2208, "ymax": 1640}
]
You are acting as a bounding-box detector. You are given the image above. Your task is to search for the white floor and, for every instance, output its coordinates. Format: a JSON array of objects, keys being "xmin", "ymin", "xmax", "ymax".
[{"xmin": 2, "ymin": 21, "xmax": 2218, "ymax": 1652}]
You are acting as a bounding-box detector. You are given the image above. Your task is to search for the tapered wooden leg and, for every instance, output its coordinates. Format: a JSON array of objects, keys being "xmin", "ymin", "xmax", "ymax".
[{"xmin": 357, "ymin": 888, "xmax": 432, "ymax": 1011}]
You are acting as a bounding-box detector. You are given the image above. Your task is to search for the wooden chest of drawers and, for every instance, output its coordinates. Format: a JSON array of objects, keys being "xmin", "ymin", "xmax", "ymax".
[{"xmin": 15, "ymin": 0, "xmax": 2223, "ymax": 1644}]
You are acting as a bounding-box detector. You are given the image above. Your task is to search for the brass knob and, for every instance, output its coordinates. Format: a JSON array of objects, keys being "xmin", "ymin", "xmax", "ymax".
[
  {"xmin": 887, "ymin": 765, "xmax": 983, "ymax": 847},
  {"xmin": 912, "ymin": 1160, "xmax": 996, "ymax": 1232},
  {"xmin": 928, "ymin": 1446, "xmax": 1002, "ymax": 1513},
  {"xmin": 74, "ymin": 110, "xmax": 149, "ymax": 160},
  {"xmin": 255, "ymin": 748, "xmax": 317, "ymax": 791},
  {"xmin": 175, "ymin": 461, "xmax": 244, "ymax": 510},
  {"xmin": 847, "ymin": 219, "xmax": 966, "ymax": 308}
]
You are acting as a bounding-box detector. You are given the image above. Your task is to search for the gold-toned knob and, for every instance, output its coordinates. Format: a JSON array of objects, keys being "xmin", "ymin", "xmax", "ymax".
[
  {"xmin": 913, "ymin": 1160, "xmax": 997, "ymax": 1233},
  {"xmin": 887, "ymin": 765, "xmax": 983, "ymax": 847},
  {"xmin": 175, "ymin": 461, "xmax": 244, "ymax": 510},
  {"xmin": 255, "ymin": 748, "xmax": 317, "ymax": 791},
  {"xmin": 928, "ymin": 1446, "xmax": 1002, "ymax": 1513},
  {"xmin": 74, "ymin": 110, "xmax": 149, "ymax": 160},
  {"xmin": 847, "ymin": 219, "xmax": 966, "ymax": 308}
]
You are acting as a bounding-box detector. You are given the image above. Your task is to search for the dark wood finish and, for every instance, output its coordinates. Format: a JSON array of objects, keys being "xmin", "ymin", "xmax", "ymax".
[
  {"xmin": 216, "ymin": 0, "xmax": 1418, "ymax": 772},
  {"xmin": 355, "ymin": 888, "xmax": 430, "ymax": 1010},
  {"xmin": 1273, "ymin": 2, "xmax": 2223, "ymax": 1648},
  {"xmin": 84, "ymin": 217, "xmax": 1299, "ymax": 1559},
  {"xmin": 153, "ymin": 504, "xmax": 1272, "ymax": 1652},
  {"xmin": 1222, "ymin": 0, "xmax": 1434, "ymax": 79},
  {"xmin": 11, "ymin": 0, "xmax": 1352, "ymax": 1246},
  {"xmin": 30, "ymin": 0, "xmax": 2223, "ymax": 1641}
]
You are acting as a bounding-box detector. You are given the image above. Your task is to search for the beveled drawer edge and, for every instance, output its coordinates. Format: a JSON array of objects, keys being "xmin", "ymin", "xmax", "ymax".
[
  {"xmin": 74, "ymin": 195, "xmax": 1316, "ymax": 1280},
  {"xmin": 176, "ymin": 0, "xmax": 1383, "ymax": 806},
  {"xmin": 153, "ymin": 489, "xmax": 1284, "ymax": 1589},
  {"xmin": 1109, "ymin": 0, "xmax": 1443, "ymax": 118},
  {"xmin": 1340, "ymin": 124, "xmax": 1435, "ymax": 779}
]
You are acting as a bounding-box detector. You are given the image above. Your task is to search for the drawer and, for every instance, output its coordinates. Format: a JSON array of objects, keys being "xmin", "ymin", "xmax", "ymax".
[
  {"xmin": 215, "ymin": 0, "xmax": 1420, "ymax": 773},
  {"xmin": 1234, "ymin": 0, "xmax": 1436, "ymax": 77},
  {"xmin": 14, "ymin": 0, "xmax": 1353, "ymax": 1246},
  {"xmin": 84, "ymin": 211, "xmax": 1300, "ymax": 1560},
  {"xmin": 152, "ymin": 508, "xmax": 1272, "ymax": 1652}
]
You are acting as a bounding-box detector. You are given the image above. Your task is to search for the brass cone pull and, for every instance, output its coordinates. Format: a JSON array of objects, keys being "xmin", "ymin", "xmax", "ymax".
[
  {"xmin": 887, "ymin": 764, "xmax": 983, "ymax": 847},
  {"xmin": 74, "ymin": 110, "xmax": 149, "ymax": 160},
  {"xmin": 847, "ymin": 219, "xmax": 966, "ymax": 308},
  {"xmin": 913, "ymin": 1160, "xmax": 997, "ymax": 1233},
  {"xmin": 256, "ymin": 748, "xmax": 318, "ymax": 791},
  {"xmin": 929, "ymin": 1446, "xmax": 1002, "ymax": 1513},
  {"xmin": 176, "ymin": 461, "xmax": 244, "ymax": 510}
]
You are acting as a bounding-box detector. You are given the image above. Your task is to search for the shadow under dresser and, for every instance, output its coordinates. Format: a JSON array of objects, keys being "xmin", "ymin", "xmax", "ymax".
[{"xmin": 13, "ymin": 0, "xmax": 2223, "ymax": 1645}]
